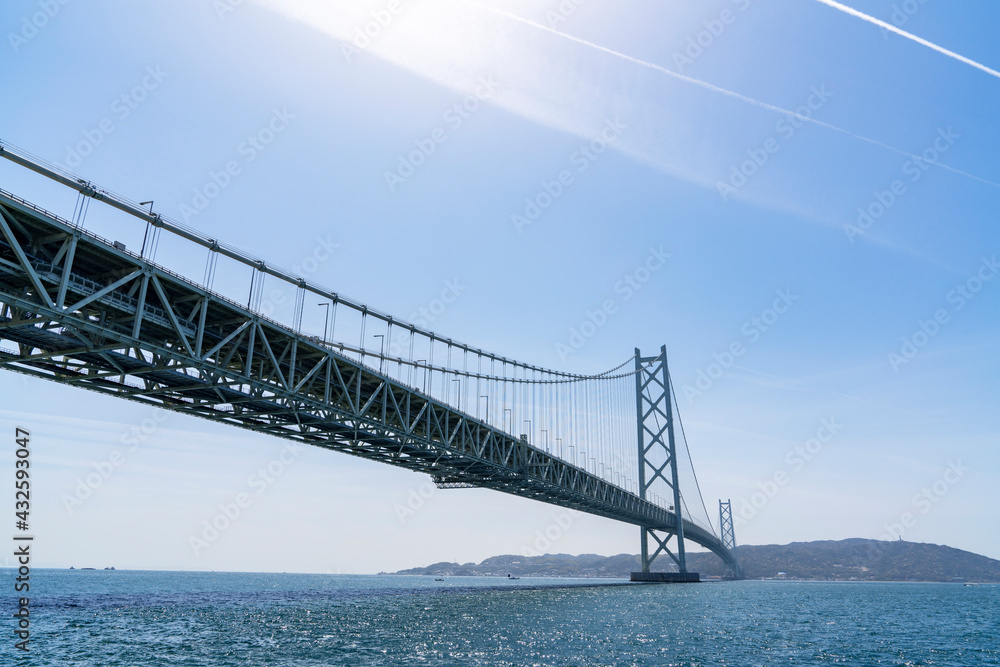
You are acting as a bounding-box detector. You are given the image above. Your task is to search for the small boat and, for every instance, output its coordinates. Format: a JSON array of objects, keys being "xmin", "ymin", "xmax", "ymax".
[
  {"xmin": 434, "ymin": 578, "xmax": 444, "ymax": 581},
  {"xmin": 507, "ymin": 574, "xmax": 519, "ymax": 580}
]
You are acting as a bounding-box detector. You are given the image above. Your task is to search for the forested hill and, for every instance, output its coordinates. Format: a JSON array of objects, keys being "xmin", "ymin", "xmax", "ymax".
[{"xmin": 395, "ymin": 538, "xmax": 1000, "ymax": 582}]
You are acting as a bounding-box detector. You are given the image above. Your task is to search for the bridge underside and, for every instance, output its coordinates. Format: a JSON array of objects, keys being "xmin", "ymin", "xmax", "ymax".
[{"xmin": 0, "ymin": 188, "xmax": 739, "ymax": 575}]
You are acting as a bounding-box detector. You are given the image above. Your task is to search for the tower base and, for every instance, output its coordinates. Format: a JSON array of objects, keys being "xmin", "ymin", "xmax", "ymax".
[{"xmin": 630, "ymin": 571, "xmax": 700, "ymax": 583}]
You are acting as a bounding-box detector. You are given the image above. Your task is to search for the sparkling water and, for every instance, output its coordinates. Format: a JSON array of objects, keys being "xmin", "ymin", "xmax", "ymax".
[{"xmin": 6, "ymin": 569, "xmax": 998, "ymax": 665}]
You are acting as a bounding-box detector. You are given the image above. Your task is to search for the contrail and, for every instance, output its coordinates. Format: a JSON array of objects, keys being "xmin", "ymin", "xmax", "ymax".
[
  {"xmin": 813, "ymin": 0, "xmax": 1000, "ymax": 81},
  {"xmin": 472, "ymin": 3, "xmax": 999, "ymax": 189}
]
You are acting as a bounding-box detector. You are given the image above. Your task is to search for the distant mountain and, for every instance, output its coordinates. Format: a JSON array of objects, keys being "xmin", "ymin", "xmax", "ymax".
[{"xmin": 395, "ymin": 539, "xmax": 1000, "ymax": 582}]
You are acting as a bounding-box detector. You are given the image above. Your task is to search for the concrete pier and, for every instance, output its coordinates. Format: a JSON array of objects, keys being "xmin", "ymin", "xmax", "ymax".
[{"xmin": 630, "ymin": 572, "xmax": 700, "ymax": 583}]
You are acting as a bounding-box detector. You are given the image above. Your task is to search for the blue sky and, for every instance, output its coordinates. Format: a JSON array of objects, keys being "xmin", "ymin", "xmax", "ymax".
[{"xmin": 1, "ymin": 0, "xmax": 998, "ymax": 573}]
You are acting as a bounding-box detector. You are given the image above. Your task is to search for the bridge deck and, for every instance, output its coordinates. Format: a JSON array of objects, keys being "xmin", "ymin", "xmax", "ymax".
[{"xmin": 0, "ymin": 184, "xmax": 737, "ymax": 573}]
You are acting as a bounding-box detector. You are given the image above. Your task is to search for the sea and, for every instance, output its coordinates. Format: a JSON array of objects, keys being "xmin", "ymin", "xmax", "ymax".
[{"xmin": 5, "ymin": 569, "xmax": 998, "ymax": 666}]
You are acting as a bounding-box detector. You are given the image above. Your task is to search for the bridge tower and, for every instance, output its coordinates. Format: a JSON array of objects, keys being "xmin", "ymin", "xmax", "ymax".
[
  {"xmin": 719, "ymin": 498, "xmax": 741, "ymax": 577},
  {"xmin": 719, "ymin": 499, "xmax": 736, "ymax": 551},
  {"xmin": 719, "ymin": 499, "xmax": 743, "ymax": 579},
  {"xmin": 633, "ymin": 345, "xmax": 694, "ymax": 581}
]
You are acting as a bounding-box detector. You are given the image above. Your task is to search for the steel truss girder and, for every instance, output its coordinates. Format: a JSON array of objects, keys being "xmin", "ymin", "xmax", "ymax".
[{"xmin": 0, "ymin": 188, "xmax": 740, "ymax": 572}]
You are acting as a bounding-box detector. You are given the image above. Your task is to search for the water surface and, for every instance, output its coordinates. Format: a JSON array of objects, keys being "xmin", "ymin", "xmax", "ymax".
[{"xmin": 6, "ymin": 570, "xmax": 997, "ymax": 665}]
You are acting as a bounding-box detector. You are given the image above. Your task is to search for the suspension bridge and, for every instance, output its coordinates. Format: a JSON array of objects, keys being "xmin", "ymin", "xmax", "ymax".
[{"xmin": 0, "ymin": 142, "xmax": 741, "ymax": 580}]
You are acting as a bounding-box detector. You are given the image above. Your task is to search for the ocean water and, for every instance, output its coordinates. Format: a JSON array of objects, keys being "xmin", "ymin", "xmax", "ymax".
[{"xmin": 5, "ymin": 570, "xmax": 999, "ymax": 666}]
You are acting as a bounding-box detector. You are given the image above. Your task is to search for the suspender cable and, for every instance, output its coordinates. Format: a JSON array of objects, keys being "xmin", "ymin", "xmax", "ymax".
[
  {"xmin": 476, "ymin": 353, "xmax": 482, "ymax": 420},
  {"xmin": 407, "ymin": 328, "xmax": 414, "ymax": 387},
  {"xmin": 428, "ymin": 335, "xmax": 435, "ymax": 398},
  {"xmin": 446, "ymin": 340, "xmax": 453, "ymax": 404},
  {"xmin": 359, "ymin": 309, "xmax": 367, "ymax": 366},
  {"xmin": 463, "ymin": 348, "xmax": 468, "ymax": 416}
]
